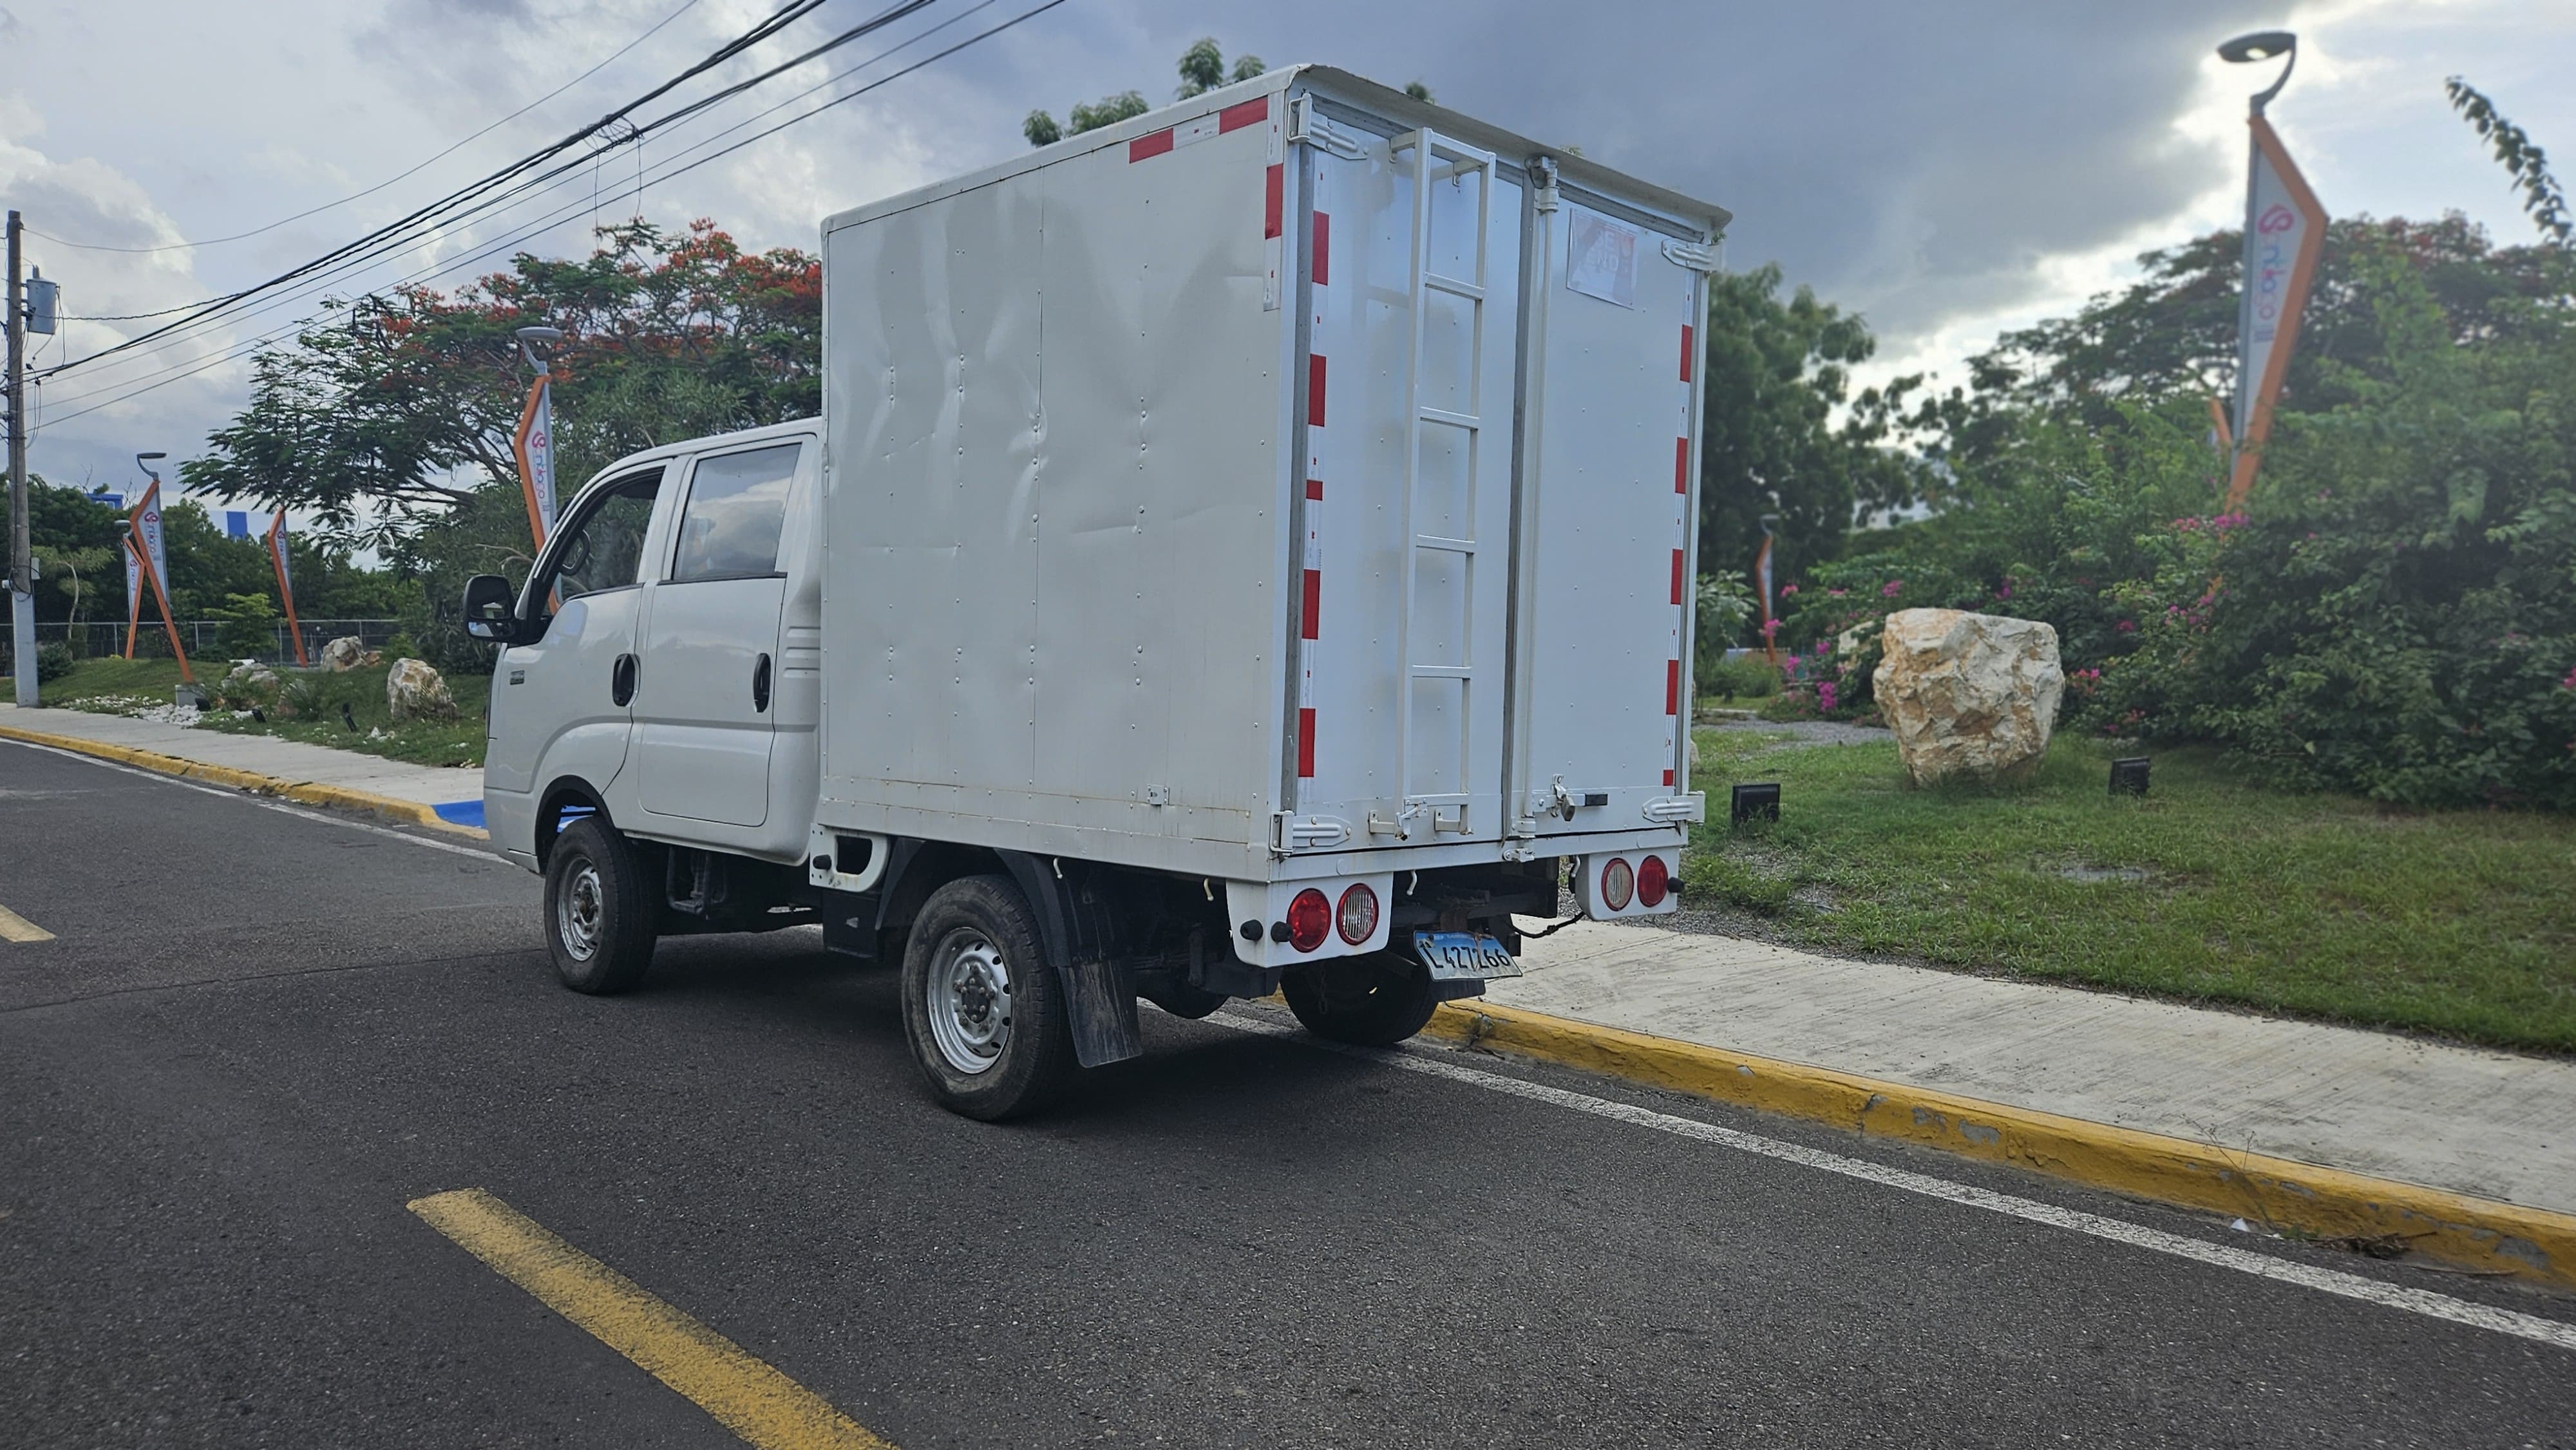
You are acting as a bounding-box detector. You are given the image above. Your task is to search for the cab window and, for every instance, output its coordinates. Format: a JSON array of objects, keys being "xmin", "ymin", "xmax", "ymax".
[
  {"xmin": 668, "ymin": 443, "xmax": 798, "ymax": 583},
  {"xmin": 533, "ymin": 469, "xmax": 661, "ymax": 614}
]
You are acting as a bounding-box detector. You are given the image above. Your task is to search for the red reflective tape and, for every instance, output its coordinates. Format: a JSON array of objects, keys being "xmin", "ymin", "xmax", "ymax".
[
  {"xmin": 1312, "ymin": 211, "xmax": 1331, "ymax": 285},
  {"xmin": 1305, "ymin": 478, "xmax": 1323, "ymax": 500},
  {"xmin": 1681, "ymin": 324, "xmax": 1695, "ymax": 382},
  {"xmin": 1664, "ymin": 767, "xmax": 1676, "ymax": 786},
  {"xmin": 1671, "ymin": 548, "xmax": 1686, "ymax": 606},
  {"xmin": 1675, "ymin": 437, "xmax": 1690, "ymax": 493},
  {"xmin": 1129, "ymin": 129, "xmax": 1174, "ymax": 162},
  {"xmin": 1666, "ymin": 659, "xmax": 1680, "ymax": 715},
  {"xmin": 1264, "ymin": 163, "xmax": 1283, "ymax": 240},
  {"xmin": 1298, "ymin": 708, "xmax": 1317, "ymax": 777},
  {"xmin": 1308, "ymin": 354, "xmax": 1327, "ymax": 427},
  {"xmin": 1219, "ymin": 97, "xmax": 1268, "ymax": 133},
  {"xmin": 1301, "ymin": 569, "xmax": 1321, "ymax": 639}
]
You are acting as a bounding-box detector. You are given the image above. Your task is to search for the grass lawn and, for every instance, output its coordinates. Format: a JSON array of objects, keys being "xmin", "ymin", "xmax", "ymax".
[
  {"xmin": 37, "ymin": 655, "xmax": 489, "ymax": 769},
  {"xmin": 1687, "ymin": 727, "xmax": 2576, "ymax": 1054}
]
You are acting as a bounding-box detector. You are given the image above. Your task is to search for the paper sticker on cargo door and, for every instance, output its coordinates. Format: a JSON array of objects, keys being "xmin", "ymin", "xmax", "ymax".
[{"xmin": 1566, "ymin": 207, "xmax": 1639, "ymax": 308}]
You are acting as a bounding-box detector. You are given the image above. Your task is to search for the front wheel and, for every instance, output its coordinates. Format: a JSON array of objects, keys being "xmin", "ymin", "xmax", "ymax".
[
  {"xmin": 900, "ymin": 875, "xmax": 1078, "ymax": 1121},
  {"xmin": 545, "ymin": 817, "xmax": 657, "ymax": 994},
  {"xmin": 1282, "ymin": 952, "xmax": 1439, "ymax": 1046}
]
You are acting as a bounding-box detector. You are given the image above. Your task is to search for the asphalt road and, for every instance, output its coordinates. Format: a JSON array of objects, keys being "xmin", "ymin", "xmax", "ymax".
[{"xmin": 5, "ymin": 735, "xmax": 2575, "ymax": 1449}]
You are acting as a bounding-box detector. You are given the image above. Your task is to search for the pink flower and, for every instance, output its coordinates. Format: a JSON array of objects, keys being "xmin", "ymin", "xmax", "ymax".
[
  {"xmin": 1780, "ymin": 583, "xmax": 1799, "ymax": 598},
  {"xmin": 1817, "ymin": 682, "xmax": 1839, "ymax": 711},
  {"xmin": 2116, "ymin": 619, "xmax": 2137, "ymax": 633},
  {"xmin": 2562, "ymin": 666, "xmax": 2576, "ymax": 692},
  {"xmin": 1995, "ymin": 581, "xmax": 2014, "ymax": 600},
  {"xmin": 1759, "ymin": 618, "xmax": 1781, "ymax": 640},
  {"xmin": 1827, "ymin": 587, "xmax": 1848, "ymax": 598},
  {"xmin": 1881, "ymin": 579, "xmax": 1904, "ymax": 598}
]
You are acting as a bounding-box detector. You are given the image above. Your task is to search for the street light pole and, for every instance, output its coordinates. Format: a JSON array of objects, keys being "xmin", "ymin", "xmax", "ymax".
[
  {"xmin": 8, "ymin": 209, "xmax": 34, "ymax": 706},
  {"xmin": 2215, "ymin": 30, "xmax": 2325, "ymax": 512},
  {"xmin": 2221, "ymin": 32, "xmax": 2298, "ymax": 447}
]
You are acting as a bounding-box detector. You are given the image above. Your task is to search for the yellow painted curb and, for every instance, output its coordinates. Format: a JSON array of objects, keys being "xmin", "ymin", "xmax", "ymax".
[
  {"xmin": 0, "ymin": 721, "xmax": 489, "ymax": 840},
  {"xmin": 1425, "ymin": 999, "xmax": 2576, "ymax": 1292}
]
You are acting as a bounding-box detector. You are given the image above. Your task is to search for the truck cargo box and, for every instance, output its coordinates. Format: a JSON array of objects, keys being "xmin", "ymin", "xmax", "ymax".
[{"xmin": 817, "ymin": 65, "xmax": 1726, "ymax": 887}]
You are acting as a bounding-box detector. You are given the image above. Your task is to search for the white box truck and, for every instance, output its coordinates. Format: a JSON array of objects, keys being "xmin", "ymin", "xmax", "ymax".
[{"xmin": 463, "ymin": 66, "xmax": 1727, "ymax": 1118}]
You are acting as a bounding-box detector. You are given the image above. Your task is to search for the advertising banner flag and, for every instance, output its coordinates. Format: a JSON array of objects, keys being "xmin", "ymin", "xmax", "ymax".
[
  {"xmin": 2228, "ymin": 115, "xmax": 2326, "ymax": 509},
  {"xmin": 267, "ymin": 511, "xmax": 308, "ymax": 666},
  {"xmin": 124, "ymin": 484, "xmax": 172, "ymax": 660},
  {"xmin": 513, "ymin": 375, "xmax": 557, "ymax": 549},
  {"xmin": 122, "ymin": 484, "xmax": 192, "ymax": 681},
  {"xmin": 1754, "ymin": 532, "xmax": 1777, "ymax": 666}
]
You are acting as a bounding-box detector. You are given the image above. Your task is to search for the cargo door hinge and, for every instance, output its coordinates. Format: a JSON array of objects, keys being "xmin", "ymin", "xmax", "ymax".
[
  {"xmin": 1272, "ymin": 811, "xmax": 1353, "ymax": 854},
  {"xmin": 1287, "ymin": 96, "xmax": 1370, "ymax": 160},
  {"xmin": 1660, "ymin": 238, "xmax": 1718, "ymax": 273}
]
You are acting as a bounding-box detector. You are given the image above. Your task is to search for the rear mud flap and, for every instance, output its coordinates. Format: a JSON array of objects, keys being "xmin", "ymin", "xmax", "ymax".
[{"xmin": 1058, "ymin": 957, "xmax": 1142, "ymax": 1068}]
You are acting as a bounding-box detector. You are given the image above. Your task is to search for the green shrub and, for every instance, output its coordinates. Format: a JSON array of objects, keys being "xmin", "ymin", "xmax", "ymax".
[
  {"xmin": 1701, "ymin": 654, "xmax": 1782, "ymax": 699},
  {"xmin": 34, "ymin": 641, "xmax": 76, "ymax": 684},
  {"xmin": 204, "ymin": 592, "xmax": 281, "ymax": 659},
  {"xmin": 383, "ymin": 632, "xmax": 419, "ymax": 661}
]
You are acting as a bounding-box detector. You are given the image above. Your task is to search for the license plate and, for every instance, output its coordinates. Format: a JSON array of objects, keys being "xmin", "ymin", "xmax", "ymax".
[{"xmin": 1412, "ymin": 930, "xmax": 1521, "ymax": 982}]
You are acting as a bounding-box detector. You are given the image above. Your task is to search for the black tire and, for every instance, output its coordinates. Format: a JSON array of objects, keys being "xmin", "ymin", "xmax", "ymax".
[
  {"xmin": 545, "ymin": 818, "xmax": 657, "ymax": 995},
  {"xmin": 1282, "ymin": 952, "xmax": 1439, "ymax": 1046},
  {"xmin": 900, "ymin": 875, "xmax": 1078, "ymax": 1121}
]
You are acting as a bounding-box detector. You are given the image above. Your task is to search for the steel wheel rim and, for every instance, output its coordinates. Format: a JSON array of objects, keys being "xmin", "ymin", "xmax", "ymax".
[
  {"xmin": 558, "ymin": 861, "xmax": 604, "ymax": 963},
  {"xmin": 926, "ymin": 927, "xmax": 1013, "ymax": 1075}
]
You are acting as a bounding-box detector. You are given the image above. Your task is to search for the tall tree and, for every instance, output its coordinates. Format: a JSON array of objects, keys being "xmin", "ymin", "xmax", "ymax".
[
  {"xmin": 1694, "ymin": 264, "xmax": 1926, "ymax": 587},
  {"xmin": 1025, "ymin": 39, "xmax": 1268, "ymax": 147},
  {"xmin": 183, "ymin": 220, "xmax": 820, "ymax": 543}
]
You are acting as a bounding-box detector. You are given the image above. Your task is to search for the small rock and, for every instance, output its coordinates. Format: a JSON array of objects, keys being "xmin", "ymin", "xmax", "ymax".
[
  {"xmin": 319, "ymin": 636, "xmax": 368, "ymax": 672},
  {"xmin": 1872, "ymin": 608, "xmax": 2064, "ymax": 786},
  {"xmin": 216, "ymin": 663, "xmax": 281, "ymax": 710},
  {"xmin": 386, "ymin": 657, "xmax": 458, "ymax": 722}
]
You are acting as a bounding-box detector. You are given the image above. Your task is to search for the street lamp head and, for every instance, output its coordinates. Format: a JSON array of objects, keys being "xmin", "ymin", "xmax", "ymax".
[
  {"xmin": 135, "ymin": 451, "xmax": 167, "ymax": 479},
  {"xmin": 515, "ymin": 325, "xmax": 565, "ymax": 375},
  {"xmin": 2217, "ymin": 31, "xmax": 2295, "ymax": 64},
  {"xmin": 2217, "ymin": 30, "xmax": 2298, "ymax": 114}
]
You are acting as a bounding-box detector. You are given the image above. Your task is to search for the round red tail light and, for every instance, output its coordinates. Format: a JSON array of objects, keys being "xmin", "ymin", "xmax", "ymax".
[
  {"xmin": 1600, "ymin": 857, "xmax": 1635, "ymax": 912},
  {"xmin": 1637, "ymin": 854, "xmax": 1669, "ymax": 908},
  {"xmin": 1287, "ymin": 888, "xmax": 1332, "ymax": 952},
  {"xmin": 1336, "ymin": 882, "xmax": 1379, "ymax": 945}
]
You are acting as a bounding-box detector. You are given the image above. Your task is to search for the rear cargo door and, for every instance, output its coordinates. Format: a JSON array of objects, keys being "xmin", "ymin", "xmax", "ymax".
[
  {"xmin": 1510, "ymin": 197, "xmax": 1704, "ymax": 840},
  {"xmin": 1291, "ymin": 124, "xmax": 1522, "ymax": 848}
]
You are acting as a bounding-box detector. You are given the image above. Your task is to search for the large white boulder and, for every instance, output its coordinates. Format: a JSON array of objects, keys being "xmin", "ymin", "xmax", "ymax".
[
  {"xmin": 319, "ymin": 635, "xmax": 368, "ymax": 672},
  {"xmin": 386, "ymin": 657, "xmax": 458, "ymax": 722},
  {"xmin": 1872, "ymin": 608, "xmax": 2064, "ymax": 786}
]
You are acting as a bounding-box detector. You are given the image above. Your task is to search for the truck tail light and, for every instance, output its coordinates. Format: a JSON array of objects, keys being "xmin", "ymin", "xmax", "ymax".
[
  {"xmin": 1336, "ymin": 883, "xmax": 1378, "ymax": 945},
  {"xmin": 1637, "ymin": 854, "xmax": 1669, "ymax": 908},
  {"xmin": 1287, "ymin": 888, "xmax": 1332, "ymax": 952},
  {"xmin": 1601, "ymin": 857, "xmax": 1634, "ymax": 912}
]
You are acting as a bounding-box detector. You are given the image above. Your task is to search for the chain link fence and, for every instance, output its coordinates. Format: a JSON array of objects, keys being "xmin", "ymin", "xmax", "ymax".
[{"xmin": 3, "ymin": 619, "xmax": 403, "ymax": 675}]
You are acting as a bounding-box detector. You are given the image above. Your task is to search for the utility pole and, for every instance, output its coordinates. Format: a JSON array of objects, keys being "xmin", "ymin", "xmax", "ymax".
[{"xmin": 8, "ymin": 209, "xmax": 34, "ymax": 707}]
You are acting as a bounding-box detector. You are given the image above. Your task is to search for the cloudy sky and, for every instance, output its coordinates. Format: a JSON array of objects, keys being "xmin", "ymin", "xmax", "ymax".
[{"xmin": 3, "ymin": 0, "xmax": 2570, "ymax": 509}]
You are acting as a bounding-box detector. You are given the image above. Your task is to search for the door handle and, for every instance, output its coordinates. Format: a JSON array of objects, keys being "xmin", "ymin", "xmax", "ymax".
[
  {"xmin": 611, "ymin": 654, "xmax": 638, "ymax": 706},
  {"xmin": 752, "ymin": 653, "xmax": 772, "ymax": 714}
]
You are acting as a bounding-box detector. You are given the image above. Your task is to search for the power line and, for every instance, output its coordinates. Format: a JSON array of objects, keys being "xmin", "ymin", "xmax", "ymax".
[
  {"xmin": 37, "ymin": 0, "xmax": 960, "ymax": 392},
  {"xmin": 33, "ymin": 0, "xmax": 1065, "ymax": 430},
  {"xmin": 27, "ymin": 0, "xmax": 706, "ymax": 257},
  {"xmin": 35, "ymin": 0, "xmax": 838, "ymax": 381}
]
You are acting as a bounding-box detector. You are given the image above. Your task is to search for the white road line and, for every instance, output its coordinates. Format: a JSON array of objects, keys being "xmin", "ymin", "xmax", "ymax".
[
  {"xmin": 1, "ymin": 737, "xmax": 497, "ymax": 862},
  {"xmin": 1208, "ymin": 1010, "xmax": 2576, "ymax": 1354}
]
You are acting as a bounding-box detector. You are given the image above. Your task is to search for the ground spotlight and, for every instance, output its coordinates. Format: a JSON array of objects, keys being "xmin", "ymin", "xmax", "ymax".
[
  {"xmin": 2110, "ymin": 757, "xmax": 2152, "ymax": 797},
  {"xmin": 1732, "ymin": 782, "xmax": 1781, "ymax": 824}
]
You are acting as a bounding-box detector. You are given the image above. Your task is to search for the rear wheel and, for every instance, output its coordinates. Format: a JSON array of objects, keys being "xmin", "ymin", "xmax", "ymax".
[
  {"xmin": 545, "ymin": 818, "xmax": 656, "ymax": 995},
  {"xmin": 900, "ymin": 875, "xmax": 1078, "ymax": 1120},
  {"xmin": 1282, "ymin": 952, "xmax": 1439, "ymax": 1046}
]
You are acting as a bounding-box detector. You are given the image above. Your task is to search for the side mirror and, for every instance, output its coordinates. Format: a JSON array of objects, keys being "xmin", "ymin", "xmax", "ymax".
[{"xmin": 462, "ymin": 574, "xmax": 521, "ymax": 643}]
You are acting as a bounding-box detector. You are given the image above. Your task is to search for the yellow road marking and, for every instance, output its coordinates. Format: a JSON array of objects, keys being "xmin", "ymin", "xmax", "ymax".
[
  {"xmin": 408, "ymin": 1188, "xmax": 895, "ymax": 1450},
  {"xmin": 0, "ymin": 905, "xmax": 55, "ymax": 943}
]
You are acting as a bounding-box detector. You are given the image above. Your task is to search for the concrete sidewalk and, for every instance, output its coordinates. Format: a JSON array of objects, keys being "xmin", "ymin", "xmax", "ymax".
[
  {"xmin": 1498, "ymin": 920, "xmax": 2576, "ymax": 1218},
  {"xmin": 0, "ymin": 703, "xmax": 482, "ymax": 814}
]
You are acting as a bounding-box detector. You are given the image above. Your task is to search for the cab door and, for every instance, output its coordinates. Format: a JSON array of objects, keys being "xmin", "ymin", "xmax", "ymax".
[
  {"xmin": 486, "ymin": 467, "xmax": 667, "ymax": 801},
  {"xmin": 629, "ymin": 438, "xmax": 803, "ymax": 829}
]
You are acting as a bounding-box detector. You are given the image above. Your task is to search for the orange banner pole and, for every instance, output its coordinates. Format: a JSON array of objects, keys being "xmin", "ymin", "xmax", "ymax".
[
  {"xmin": 130, "ymin": 529, "xmax": 192, "ymax": 684},
  {"xmin": 512, "ymin": 376, "xmax": 550, "ymax": 552},
  {"xmin": 266, "ymin": 513, "xmax": 308, "ymax": 666}
]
